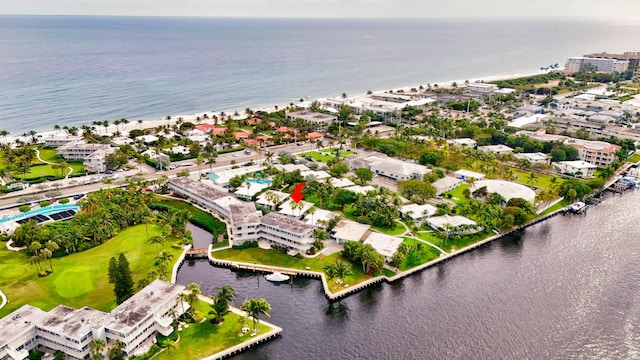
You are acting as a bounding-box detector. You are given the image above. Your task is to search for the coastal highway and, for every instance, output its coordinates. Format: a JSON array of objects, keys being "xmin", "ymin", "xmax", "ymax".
[{"xmin": 0, "ymin": 141, "xmax": 319, "ymax": 210}]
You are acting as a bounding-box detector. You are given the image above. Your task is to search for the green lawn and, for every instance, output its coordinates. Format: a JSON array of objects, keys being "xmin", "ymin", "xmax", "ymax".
[
  {"xmin": 0, "ymin": 224, "xmax": 183, "ymax": 317},
  {"xmin": 414, "ymin": 230, "xmax": 488, "ymax": 253},
  {"xmin": 301, "ymin": 149, "xmax": 354, "ymax": 163},
  {"xmin": 628, "ymin": 153, "xmax": 640, "ymax": 163},
  {"xmin": 151, "ymin": 300, "xmax": 273, "ymax": 360},
  {"xmin": 539, "ymin": 199, "xmax": 570, "ymax": 216},
  {"xmin": 152, "ymin": 197, "xmax": 227, "ymax": 240},
  {"xmin": 39, "ymin": 148, "xmax": 62, "ymax": 162},
  {"xmin": 443, "ymin": 184, "xmax": 467, "ymax": 202},
  {"xmin": 397, "ymin": 238, "xmax": 441, "ymax": 271},
  {"xmin": 212, "ymin": 247, "xmax": 371, "ymax": 293},
  {"xmin": 372, "ymin": 221, "xmax": 407, "ymax": 236},
  {"xmin": 510, "ymin": 168, "xmax": 560, "ymax": 190}
]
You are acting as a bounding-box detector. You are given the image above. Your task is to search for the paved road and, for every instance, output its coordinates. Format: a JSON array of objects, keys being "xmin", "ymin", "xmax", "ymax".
[{"xmin": 0, "ymin": 142, "xmax": 320, "ymax": 210}]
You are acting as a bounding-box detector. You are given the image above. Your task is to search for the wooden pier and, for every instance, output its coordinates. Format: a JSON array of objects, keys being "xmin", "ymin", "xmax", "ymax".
[{"xmin": 185, "ymin": 248, "xmax": 209, "ymax": 259}]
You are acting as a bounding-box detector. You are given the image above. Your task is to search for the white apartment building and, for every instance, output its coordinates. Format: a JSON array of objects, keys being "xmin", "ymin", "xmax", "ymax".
[
  {"xmin": 56, "ymin": 141, "xmax": 115, "ymax": 173},
  {"xmin": 259, "ymin": 212, "xmax": 315, "ymax": 253},
  {"xmin": 43, "ymin": 135, "xmax": 83, "ymax": 148},
  {"xmin": 565, "ymin": 57, "xmax": 629, "ymax": 74},
  {"xmin": 467, "ymin": 83, "xmax": 498, "ymax": 94},
  {"xmin": 0, "ymin": 280, "xmax": 186, "ymax": 360},
  {"xmin": 229, "ymin": 202, "xmax": 261, "ymax": 244}
]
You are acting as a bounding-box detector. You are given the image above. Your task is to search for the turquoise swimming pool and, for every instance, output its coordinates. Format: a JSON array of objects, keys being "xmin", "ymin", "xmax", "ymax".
[
  {"xmin": 207, "ymin": 173, "xmax": 220, "ymax": 181},
  {"xmin": 0, "ymin": 203, "xmax": 79, "ymax": 223},
  {"xmin": 245, "ymin": 179, "xmax": 271, "ymax": 185}
]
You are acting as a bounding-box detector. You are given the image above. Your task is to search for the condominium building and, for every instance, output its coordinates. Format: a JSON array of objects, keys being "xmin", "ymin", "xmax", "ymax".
[
  {"xmin": 584, "ymin": 51, "xmax": 640, "ymax": 75},
  {"xmin": 467, "ymin": 83, "xmax": 498, "ymax": 94},
  {"xmin": 0, "ymin": 280, "xmax": 187, "ymax": 360},
  {"xmin": 259, "ymin": 212, "xmax": 315, "ymax": 253},
  {"xmin": 43, "ymin": 135, "xmax": 83, "ymax": 148},
  {"xmin": 518, "ymin": 131, "xmax": 621, "ymax": 167},
  {"xmin": 229, "ymin": 202, "xmax": 261, "ymax": 244},
  {"xmin": 56, "ymin": 141, "xmax": 115, "ymax": 173},
  {"xmin": 564, "ymin": 57, "xmax": 629, "ymax": 74},
  {"xmin": 287, "ymin": 110, "xmax": 337, "ymax": 132}
]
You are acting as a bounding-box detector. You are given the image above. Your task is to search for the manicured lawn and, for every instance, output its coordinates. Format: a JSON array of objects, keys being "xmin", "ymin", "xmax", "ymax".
[
  {"xmin": 212, "ymin": 239, "xmax": 230, "ymax": 249},
  {"xmin": 212, "ymin": 247, "xmax": 371, "ymax": 293},
  {"xmin": 69, "ymin": 162, "xmax": 85, "ymax": 175},
  {"xmin": 510, "ymin": 168, "xmax": 560, "ymax": 190},
  {"xmin": 372, "ymin": 221, "xmax": 407, "ymax": 236},
  {"xmin": 628, "ymin": 153, "xmax": 640, "ymax": 163},
  {"xmin": 444, "ymin": 184, "xmax": 467, "ymax": 202},
  {"xmin": 301, "ymin": 149, "xmax": 354, "ymax": 163},
  {"xmin": 414, "ymin": 230, "xmax": 488, "ymax": 253},
  {"xmin": 539, "ymin": 199, "xmax": 570, "ymax": 215},
  {"xmin": 382, "ymin": 268, "xmax": 396, "ymax": 277},
  {"xmin": 153, "ymin": 197, "xmax": 227, "ymax": 240},
  {"xmin": 0, "ymin": 224, "xmax": 183, "ymax": 317},
  {"xmin": 39, "ymin": 148, "xmax": 62, "ymax": 162},
  {"xmin": 397, "ymin": 238, "xmax": 441, "ymax": 271},
  {"xmin": 152, "ymin": 300, "xmax": 273, "ymax": 360}
]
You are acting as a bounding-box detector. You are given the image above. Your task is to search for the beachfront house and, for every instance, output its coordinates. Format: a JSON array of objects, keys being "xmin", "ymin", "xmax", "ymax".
[
  {"xmin": 56, "ymin": 141, "xmax": 115, "ymax": 173},
  {"xmin": 0, "ymin": 280, "xmax": 187, "ymax": 360}
]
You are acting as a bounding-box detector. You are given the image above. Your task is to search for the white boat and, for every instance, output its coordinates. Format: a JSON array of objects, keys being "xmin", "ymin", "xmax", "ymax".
[
  {"xmin": 568, "ymin": 201, "xmax": 587, "ymax": 213},
  {"xmin": 265, "ymin": 272, "xmax": 290, "ymax": 282}
]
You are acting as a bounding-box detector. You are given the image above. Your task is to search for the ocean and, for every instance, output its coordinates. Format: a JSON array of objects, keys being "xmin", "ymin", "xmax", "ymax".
[{"xmin": 1, "ymin": 15, "xmax": 639, "ymax": 135}]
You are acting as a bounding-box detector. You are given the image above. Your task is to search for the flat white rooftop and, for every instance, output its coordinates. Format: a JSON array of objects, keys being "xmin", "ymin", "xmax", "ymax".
[{"xmin": 363, "ymin": 232, "xmax": 403, "ymax": 259}]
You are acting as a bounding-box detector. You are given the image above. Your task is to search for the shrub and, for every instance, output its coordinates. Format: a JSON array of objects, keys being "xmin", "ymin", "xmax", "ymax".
[
  {"xmin": 232, "ymin": 240, "xmax": 258, "ymax": 250},
  {"xmin": 39, "ymin": 201, "xmax": 51, "ymax": 207},
  {"xmin": 19, "ymin": 205, "xmax": 31, "ymax": 213},
  {"xmin": 59, "ymin": 198, "xmax": 70, "ymax": 204}
]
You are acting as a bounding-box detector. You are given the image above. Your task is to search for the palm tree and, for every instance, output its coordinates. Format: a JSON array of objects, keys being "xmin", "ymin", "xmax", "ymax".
[
  {"xmin": 148, "ymin": 234, "xmax": 165, "ymax": 254},
  {"xmin": 333, "ymin": 259, "xmax": 352, "ymax": 283},
  {"xmin": 216, "ymin": 285, "xmax": 237, "ymax": 305},
  {"xmin": 196, "ymin": 156, "xmax": 204, "ymax": 181},
  {"xmin": 241, "ymin": 298, "xmax": 271, "ymax": 331},
  {"xmin": 89, "ymin": 339, "xmax": 106, "ymax": 359},
  {"xmin": 45, "ymin": 240, "xmax": 59, "ymax": 271},
  {"xmin": 307, "ymin": 206, "xmax": 317, "ymax": 225},
  {"xmin": 527, "ymin": 172, "xmax": 539, "ymax": 185}
]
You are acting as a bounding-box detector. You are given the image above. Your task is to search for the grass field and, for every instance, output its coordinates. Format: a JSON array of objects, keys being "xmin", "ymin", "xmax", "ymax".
[
  {"xmin": 212, "ymin": 247, "xmax": 371, "ymax": 293},
  {"xmin": 397, "ymin": 238, "xmax": 441, "ymax": 271},
  {"xmin": 151, "ymin": 300, "xmax": 273, "ymax": 360},
  {"xmin": 0, "ymin": 224, "xmax": 183, "ymax": 317},
  {"xmin": 301, "ymin": 149, "xmax": 355, "ymax": 163},
  {"xmin": 152, "ymin": 197, "xmax": 227, "ymax": 240},
  {"xmin": 628, "ymin": 153, "xmax": 640, "ymax": 163},
  {"xmin": 39, "ymin": 148, "xmax": 62, "ymax": 162},
  {"xmin": 371, "ymin": 221, "xmax": 407, "ymax": 236}
]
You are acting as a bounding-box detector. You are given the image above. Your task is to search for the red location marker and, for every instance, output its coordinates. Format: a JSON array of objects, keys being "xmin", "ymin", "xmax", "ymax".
[{"xmin": 290, "ymin": 182, "xmax": 306, "ymax": 203}]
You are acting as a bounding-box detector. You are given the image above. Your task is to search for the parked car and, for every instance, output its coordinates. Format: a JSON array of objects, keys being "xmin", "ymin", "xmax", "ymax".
[
  {"xmin": 73, "ymin": 193, "xmax": 85, "ymax": 200},
  {"xmin": 105, "ymin": 169, "xmax": 113, "ymax": 174},
  {"xmin": 169, "ymin": 164, "xmax": 177, "ymax": 170}
]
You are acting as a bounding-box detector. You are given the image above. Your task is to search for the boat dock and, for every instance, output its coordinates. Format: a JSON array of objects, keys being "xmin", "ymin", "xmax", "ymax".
[{"xmin": 185, "ymin": 247, "xmax": 210, "ymax": 259}]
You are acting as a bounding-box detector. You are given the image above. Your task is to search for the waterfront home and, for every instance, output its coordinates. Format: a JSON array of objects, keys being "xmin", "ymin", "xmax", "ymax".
[
  {"xmin": 553, "ymin": 160, "xmax": 597, "ymax": 178},
  {"xmin": 331, "ymin": 220, "xmax": 371, "ymax": 244},
  {"xmin": 427, "ymin": 215, "xmax": 479, "ymax": 234},
  {"xmin": 399, "ymin": 203, "xmax": 437, "ymax": 224},
  {"xmin": 365, "ymin": 157, "xmax": 431, "ymax": 181},
  {"xmin": 363, "ymin": 232, "xmax": 403, "ymax": 263},
  {"xmin": 0, "ymin": 280, "xmax": 187, "ymax": 360},
  {"xmin": 470, "ymin": 179, "xmax": 536, "ymax": 204},
  {"xmin": 432, "ymin": 176, "xmax": 463, "ymax": 195},
  {"xmin": 259, "ymin": 212, "xmax": 315, "ymax": 254}
]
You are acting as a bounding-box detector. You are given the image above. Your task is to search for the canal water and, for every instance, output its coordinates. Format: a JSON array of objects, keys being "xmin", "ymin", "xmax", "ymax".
[{"xmin": 177, "ymin": 190, "xmax": 640, "ymax": 359}]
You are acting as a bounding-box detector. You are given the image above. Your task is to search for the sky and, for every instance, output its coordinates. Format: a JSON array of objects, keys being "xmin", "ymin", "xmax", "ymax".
[{"xmin": 1, "ymin": 0, "xmax": 639, "ymax": 20}]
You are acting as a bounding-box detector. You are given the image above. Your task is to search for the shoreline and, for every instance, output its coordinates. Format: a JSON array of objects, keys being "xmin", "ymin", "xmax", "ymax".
[
  {"xmin": 3, "ymin": 70, "xmax": 545, "ymax": 144},
  {"xmin": 203, "ymin": 206, "xmax": 569, "ymax": 301}
]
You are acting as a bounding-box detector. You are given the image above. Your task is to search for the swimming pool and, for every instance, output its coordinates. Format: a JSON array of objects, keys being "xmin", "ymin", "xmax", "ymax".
[
  {"xmin": 0, "ymin": 203, "xmax": 79, "ymax": 223},
  {"xmin": 245, "ymin": 179, "xmax": 272, "ymax": 185},
  {"xmin": 207, "ymin": 173, "xmax": 220, "ymax": 181}
]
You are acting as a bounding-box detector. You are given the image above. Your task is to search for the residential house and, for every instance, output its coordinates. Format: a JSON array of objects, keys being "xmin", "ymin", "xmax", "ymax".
[
  {"xmin": 553, "ymin": 160, "xmax": 597, "ymax": 178},
  {"xmin": 363, "ymin": 232, "xmax": 403, "ymax": 263},
  {"xmin": 331, "ymin": 220, "xmax": 371, "ymax": 244}
]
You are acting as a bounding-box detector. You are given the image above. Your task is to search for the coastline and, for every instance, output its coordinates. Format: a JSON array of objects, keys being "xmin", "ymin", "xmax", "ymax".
[
  {"xmin": 3, "ymin": 70, "xmax": 543, "ymax": 144},
  {"xmin": 204, "ymin": 206, "xmax": 569, "ymax": 301}
]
